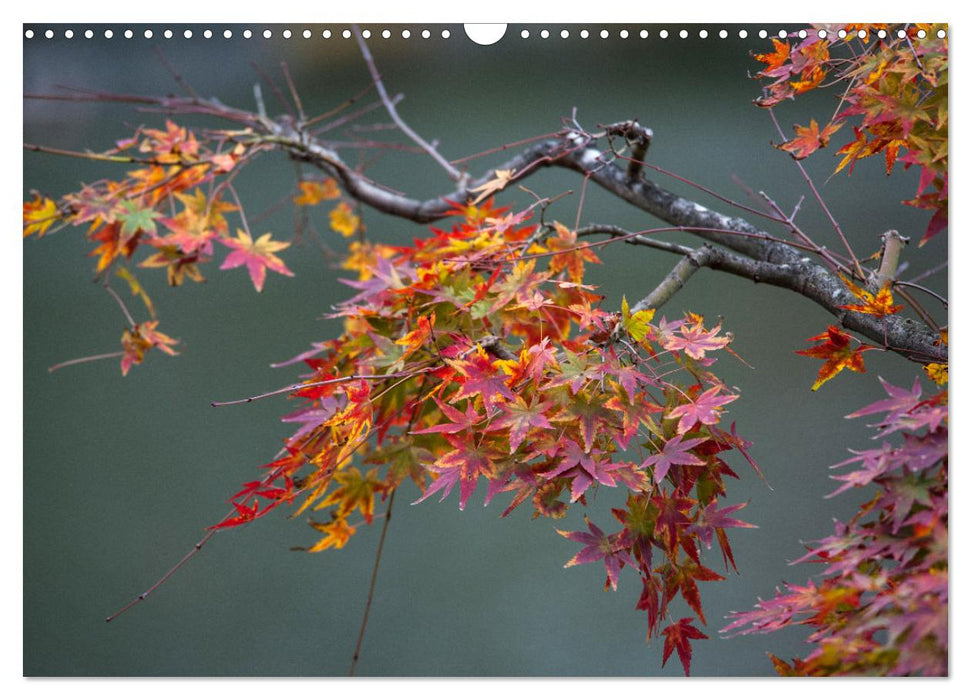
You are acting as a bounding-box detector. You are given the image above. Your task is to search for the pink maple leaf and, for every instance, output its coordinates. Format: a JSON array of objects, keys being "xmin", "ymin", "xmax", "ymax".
[
  {"xmin": 845, "ymin": 376, "xmax": 922, "ymax": 423},
  {"xmin": 641, "ymin": 434, "xmax": 706, "ymax": 483},
  {"xmin": 219, "ymin": 229, "xmax": 294, "ymax": 292},
  {"xmin": 662, "ymin": 319, "xmax": 731, "ymax": 360},
  {"xmin": 667, "ymin": 387, "xmax": 738, "ymax": 434},
  {"xmin": 556, "ymin": 515, "xmax": 635, "ymax": 591}
]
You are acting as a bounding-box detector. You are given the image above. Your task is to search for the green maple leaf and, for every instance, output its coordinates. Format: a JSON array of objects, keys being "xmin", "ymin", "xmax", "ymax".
[{"xmin": 117, "ymin": 200, "xmax": 160, "ymax": 241}]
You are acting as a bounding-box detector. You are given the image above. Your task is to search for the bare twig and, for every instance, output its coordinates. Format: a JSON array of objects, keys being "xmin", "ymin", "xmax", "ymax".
[
  {"xmin": 766, "ymin": 107, "xmax": 865, "ymax": 278},
  {"xmin": 351, "ymin": 26, "xmax": 464, "ymax": 184},
  {"xmin": 48, "ymin": 351, "xmax": 124, "ymax": 374}
]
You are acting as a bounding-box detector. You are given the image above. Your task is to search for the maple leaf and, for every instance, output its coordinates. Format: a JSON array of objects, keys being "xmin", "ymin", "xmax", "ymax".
[
  {"xmin": 620, "ymin": 295, "xmax": 655, "ymax": 342},
  {"xmin": 557, "ymin": 515, "xmax": 635, "ymax": 591},
  {"xmin": 394, "ymin": 312, "xmax": 435, "ymax": 361},
  {"xmin": 667, "ymin": 386, "xmax": 738, "ymax": 434},
  {"xmin": 307, "ymin": 516, "xmax": 357, "ymax": 552},
  {"xmin": 318, "ymin": 467, "xmax": 383, "ymax": 524},
  {"xmin": 139, "ymin": 247, "xmax": 206, "ymax": 286},
  {"xmin": 775, "ymin": 119, "xmax": 843, "ymax": 160},
  {"xmin": 23, "ymin": 194, "xmax": 59, "ymax": 238},
  {"xmin": 330, "ymin": 201, "xmax": 361, "ymax": 237},
  {"xmin": 659, "ymin": 559, "xmax": 725, "ymax": 625},
  {"xmin": 661, "ymin": 316, "xmax": 731, "ymax": 361},
  {"xmin": 412, "ymin": 430, "xmax": 503, "ymax": 510},
  {"xmin": 119, "ymin": 320, "xmax": 179, "ymax": 375},
  {"xmin": 755, "ymin": 38, "xmax": 791, "ymax": 72},
  {"xmin": 219, "ymin": 228, "xmax": 294, "ymax": 292},
  {"xmin": 492, "ymin": 394, "xmax": 554, "ymax": 453},
  {"xmin": 641, "ymin": 434, "xmax": 706, "ymax": 483},
  {"xmin": 924, "ymin": 363, "xmax": 948, "ymax": 385},
  {"xmin": 117, "ymin": 200, "xmax": 160, "ymax": 241},
  {"xmin": 545, "ymin": 222, "xmax": 601, "ymax": 283},
  {"xmin": 845, "ymin": 375, "xmax": 922, "ymax": 423},
  {"xmin": 469, "ymin": 168, "xmax": 516, "ymax": 205},
  {"xmin": 795, "ymin": 326, "xmax": 875, "ymax": 391},
  {"xmin": 445, "ymin": 346, "xmax": 516, "ymax": 411},
  {"xmin": 542, "ymin": 440, "xmax": 621, "ymax": 502},
  {"xmin": 661, "ymin": 618, "xmax": 707, "ymax": 676},
  {"xmin": 688, "ymin": 500, "xmax": 757, "ymax": 550},
  {"xmin": 293, "ymin": 178, "xmax": 341, "ymax": 206},
  {"xmin": 838, "ymin": 276, "xmax": 904, "ymax": 317}
]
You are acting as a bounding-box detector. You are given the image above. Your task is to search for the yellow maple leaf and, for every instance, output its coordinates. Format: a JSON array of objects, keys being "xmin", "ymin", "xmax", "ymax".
[
  {"xmin": 330, "ymin": 201, "xmax": 361, "ymax": 237},
  {"xmin": 924, "ymin": 363, "xmax": 948, "ymax": 385},
  {"xmin": 838, "ymin": 275, "xmax": 903, "ymax": 317},
  {"xmin": 294, "ymin": 178, "xmax": 341, "ymax": 206},
  {"xmin": 307, "ymin": 516, "xmax": 357, "ymax": 552},
  {"xmin": 23, "ymin": 194, "xmax": 59, "ymax": 238}
]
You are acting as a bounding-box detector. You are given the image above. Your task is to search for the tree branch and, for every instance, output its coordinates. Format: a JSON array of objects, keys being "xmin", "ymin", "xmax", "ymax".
[{"xmin": 25, "ymin": 89, "xmax": 946, "ymax": 365}]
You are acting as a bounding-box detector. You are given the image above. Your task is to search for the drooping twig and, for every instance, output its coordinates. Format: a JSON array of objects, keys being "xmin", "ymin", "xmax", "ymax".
[
  {"xmin": 348, "ymin": 489, "xmax": 396, "ymax": 676},
  {"xmin": 210, "ymin": 372, "xmax": 412, "ymax": 407},
  {"xmin": 48, "ymin": 351, "xmax": 124, "ymax": 374},
  {"xmin": 106, "ymin": 528, "xmax": 219, "ymax": 622}
]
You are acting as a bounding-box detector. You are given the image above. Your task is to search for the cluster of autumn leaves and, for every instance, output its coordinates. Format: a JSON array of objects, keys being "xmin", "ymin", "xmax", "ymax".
[
  {"xmin": 758, "ymin": 23, "xmax": 948, "ymax": 245},
  {"xmin": 227, "ymin": 196, "xmax": 759, "ymax": 675}
]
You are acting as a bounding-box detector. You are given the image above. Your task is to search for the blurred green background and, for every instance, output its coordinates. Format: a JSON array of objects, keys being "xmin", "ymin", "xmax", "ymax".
[{"xmin": 23, "ymin": 24, "xmax": 946, "ymax": 676}]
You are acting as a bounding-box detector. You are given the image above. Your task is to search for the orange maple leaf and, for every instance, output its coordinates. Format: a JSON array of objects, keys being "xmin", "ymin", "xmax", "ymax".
[
  {"xmin": 395, "ymin": 312, "xmax": 436, "ymax": 360},
  {"xmin": 755, "ymin": 38, "xmax": 790, "ymax": 72},
  {"xmin": 776, "ymin": 119, "xmax": 843, "ymax": 160},
  {"xmin": 545, "ymin": 221, "xmax": 601, "ymax": 283},
  {"xmin": 795, "ymin": 326, "xmax": 875, "ymax": 391}
]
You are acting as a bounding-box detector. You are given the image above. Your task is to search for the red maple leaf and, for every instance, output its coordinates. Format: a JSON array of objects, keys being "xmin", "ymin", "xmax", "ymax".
[
  {"xmin": 445, "ymin": 346, "xmax": 516, "ymax": 410},
  {"xmin": 661, "ymin": 617, "xmax": 708, "ymax": 676},
  {"xmin": 795, "ymin": 325, "xmax": 875, "ymax": 391}
]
